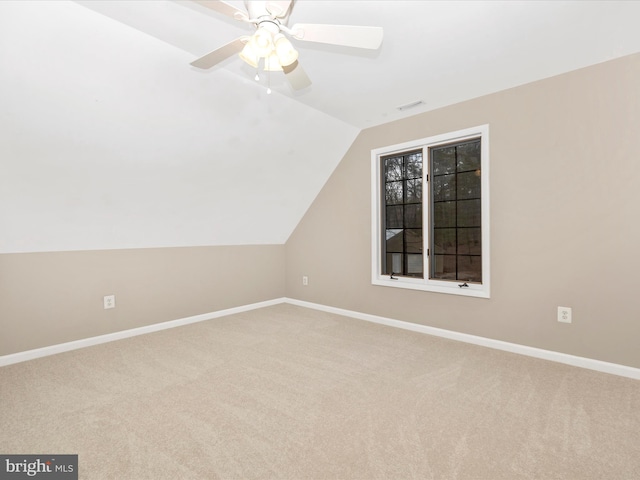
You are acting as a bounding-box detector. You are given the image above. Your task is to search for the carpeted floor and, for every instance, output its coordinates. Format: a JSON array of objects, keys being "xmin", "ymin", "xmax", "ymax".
[{"xmin": 1, "ymin": 303, "xmax": 639, "ymax": 479}]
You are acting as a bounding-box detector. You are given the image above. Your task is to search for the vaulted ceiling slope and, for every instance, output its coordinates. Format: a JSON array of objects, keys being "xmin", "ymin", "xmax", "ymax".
[{"xmin": 2, "ymin": 1, "xmax": 640, "ymax": 253}]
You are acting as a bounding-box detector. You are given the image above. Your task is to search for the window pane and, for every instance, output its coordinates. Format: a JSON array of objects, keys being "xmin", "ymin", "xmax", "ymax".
[
  {"xmin": 457, "ymin": 171, "xmax": 481, "ymax": 200},
  {"xmin": 433, "ymin": 201, "xmax": 456, "ymax": 228},
  {"xmin": 386, "ymin": 229, "xmax": 403, "ymax": 253},
  {"xmin": 405, "ymin": 229, "xmax": 422, "ymax": 253},
  {"xmin": 432, "ymin": 147, "xmax": 456, "ymax": 175},
  {"xmin": 429, "ymin": 137, "xmax": 482, "ymax": 283},
  {"xmin": 433, "ymin": 228, "xmax": 456, "ymax": 254},
  {"xmin": 457, "ymin": 227, "xmax": 481, "ymax": 255},
  {"xmin": 386, "ymin": 205, "xmax": 403, "ymax": 228},
  {"xmin": 458, "ymin": 256, "xmax": 482, "ymax": 282},
  {"xmin": 385, "ymin": 181, "xmax": 403, "ymax": 205},
  {"xmin": 456, "ymin": 141, "xmax": 480, "ymax": 172},
  {"xmin": 381, "ymin": 150, "xmax": 424, "ymax": 279},
  {"xmin": 405, "ymin": 179, "xmax": 422, "ymax": 203},
  {"xmin": 457, "ymin": 199, "xmax": 481, "ymax": 227},
  {"xmin": 386, "ymin": 253, "xmax": 403, "ymax": 275},
  {"xmin": 406, "ymin": 254, "xmax": 423, "ymax": 275},
  {"xmin": 433, "ymin": 174, "xmax": 455, "ymax": 201},
  {"xmin": 384, "ymin": 157, "xmax": 403, "ymax": 181},
  {"xmin": 404, "ymin": 204, "xmax": 422, "ymax": 228},
  {"xmin": 433, "ymin": 255, "xmax": 456, "ymax": 280},
  {"xmin": 405, "ymin": 153, "xmax": 422, "ymax": 179}
]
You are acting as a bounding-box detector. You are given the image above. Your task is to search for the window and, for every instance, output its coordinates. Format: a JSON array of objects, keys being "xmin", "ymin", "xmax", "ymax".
[{"xmin": 371, "ymin": 125, "xmax": 490, "ymax": 298}]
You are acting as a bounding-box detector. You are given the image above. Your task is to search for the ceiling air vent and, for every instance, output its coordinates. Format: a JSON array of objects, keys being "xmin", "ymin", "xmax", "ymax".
[{"xmin": 396, "ymin": 100, "xmax": 425, "ymax": 111}]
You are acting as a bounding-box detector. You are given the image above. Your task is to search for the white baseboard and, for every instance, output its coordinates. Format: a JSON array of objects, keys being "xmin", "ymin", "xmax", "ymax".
[
  {"xmin": 284, "ymin": 298, "xmax": 640, "ymax": 381},
  {"xmin": 2, "ymin": 297, "xmax": 639, "ymax": 380},
  {"xmin": 0, "ymin": 298, "xmax": 287, "ymax": 367}
]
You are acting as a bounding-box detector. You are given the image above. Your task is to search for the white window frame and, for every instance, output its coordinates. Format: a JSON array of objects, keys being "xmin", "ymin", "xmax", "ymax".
[{"xmin": 371, "ymin": 125, "xmax": 490, "ymax": 298}]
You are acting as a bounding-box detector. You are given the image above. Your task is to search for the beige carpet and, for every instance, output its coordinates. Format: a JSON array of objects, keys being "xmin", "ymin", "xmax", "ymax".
[{"xmin": 1, "ymin": 304, "xmax": 639, "ymax": 479}]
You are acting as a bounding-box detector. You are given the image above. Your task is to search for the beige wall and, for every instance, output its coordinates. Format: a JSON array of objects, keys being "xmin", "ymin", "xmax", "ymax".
[
  {"xmin": 0, "ymin": 245, "xmax": 285, "ymax": 356},
  {"xmin": 3, "ymin": 54, "xmax": 639, "ymax": 369},
  {"xmin": 285, "ymin": 53, "xmax": 640, "ymax": 369}
]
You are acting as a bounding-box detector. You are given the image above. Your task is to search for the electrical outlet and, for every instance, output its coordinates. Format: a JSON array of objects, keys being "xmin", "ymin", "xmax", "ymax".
[
  {"xmin": 302, "ymin": 276, "xmax": 309, "ymax": 286},
  {"xmin": 104, "ymin": 295, "xmax": 116, "ymax": 310},
  {"xmin": 557, "ymin": 306, "xmax": 571, "ymax": 323}
]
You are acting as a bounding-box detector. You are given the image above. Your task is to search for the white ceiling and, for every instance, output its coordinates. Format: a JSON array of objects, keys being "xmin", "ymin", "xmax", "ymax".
[
  {"xmin": 2, "ymin": 1, "xmax": 640, "ymax": 252},
  {"xmin": 72, "ymin": 0, "xmax": 640, "ymax": 128}
]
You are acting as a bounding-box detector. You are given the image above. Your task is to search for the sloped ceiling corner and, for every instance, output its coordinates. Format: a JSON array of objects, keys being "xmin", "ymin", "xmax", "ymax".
[{"xmin": 0, "ymin": 1, "xmax": 358, "ymax": 252}]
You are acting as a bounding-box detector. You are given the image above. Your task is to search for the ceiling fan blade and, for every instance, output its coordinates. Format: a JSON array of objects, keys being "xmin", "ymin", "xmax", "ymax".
[
  {"xmin": 290, "ymin": 24, "xmax": 383, "ymax": 49},
  {"xmin": 283, "ymin": 60, "xmax": 312, "ymax": 90},
  {"xmin": 266, "ymin": 1, "xmax": 293, "ymax": 18},
  {"xmin": 191, "ymin": 0, "xmax": 248, "ymax": 21},
  {"xmin": 191, "ymin": 37, "xmax": 245, "ymax": 69}
]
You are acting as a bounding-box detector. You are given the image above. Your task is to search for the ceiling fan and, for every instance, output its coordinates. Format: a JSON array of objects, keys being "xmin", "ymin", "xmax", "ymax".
[{"xmin": 189, "ymin": 0, "xmax": 384, "ymax": 90}]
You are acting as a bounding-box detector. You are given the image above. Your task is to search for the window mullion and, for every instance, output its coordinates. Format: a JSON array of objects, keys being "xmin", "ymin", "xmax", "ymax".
[
  {"xmin": 423, "ymin": 147, "xmax": 429, "ymax": 283},
  {"xmin": 402, "ymin": 158, "xmax": 406, "ymax": 276},
  {"xmin": 454, "ymin": 145, "xmax": 459, "ymax": 281}
]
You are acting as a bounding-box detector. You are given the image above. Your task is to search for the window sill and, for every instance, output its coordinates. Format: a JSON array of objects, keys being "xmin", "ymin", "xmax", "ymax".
[{"xmin": 372, "ymin": 277, "xmax": 490, "ymax": 298}]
